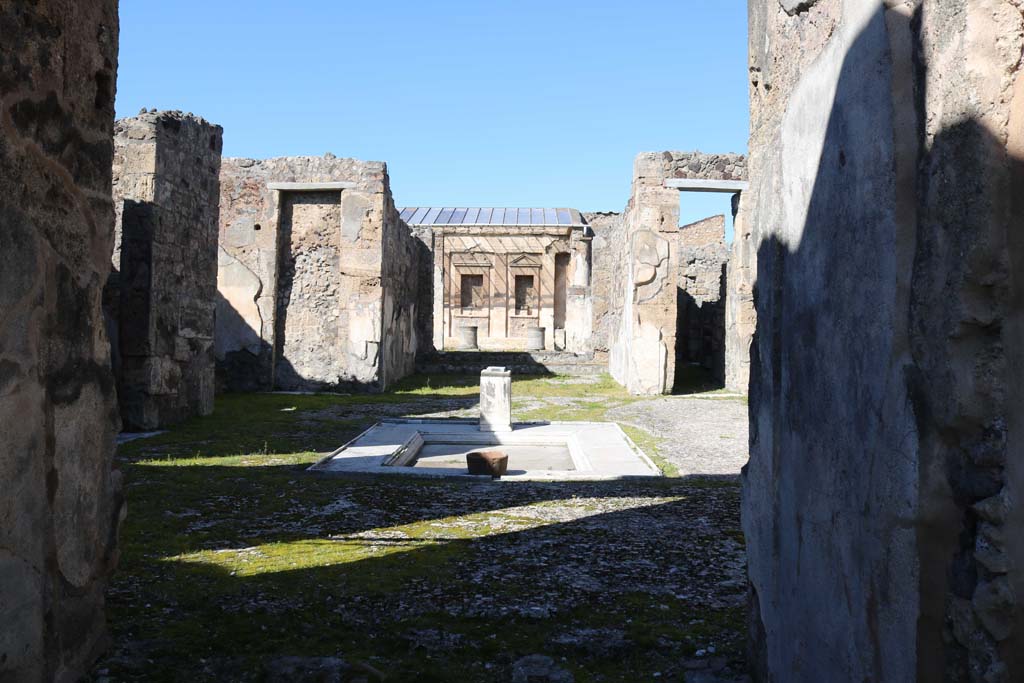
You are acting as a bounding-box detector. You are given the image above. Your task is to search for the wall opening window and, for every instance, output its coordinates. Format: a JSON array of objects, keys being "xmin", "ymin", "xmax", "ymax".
[
  {"xmin": 515, "ymin": 274, "xmax": 536, "ymax": 315},
  {"xmin": 460, "ymin": 274, "xmax": 484, "ymax": 310}
]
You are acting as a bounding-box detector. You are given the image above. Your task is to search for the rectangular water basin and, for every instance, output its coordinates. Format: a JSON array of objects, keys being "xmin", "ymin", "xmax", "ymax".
[{"xmin": 308, "ymin": 419, "xmax": 661, "ymax": 481}]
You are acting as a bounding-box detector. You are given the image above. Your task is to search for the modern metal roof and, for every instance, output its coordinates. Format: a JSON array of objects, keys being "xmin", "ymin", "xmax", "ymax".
[{"xmin": 399, "ymin": 207, "xmax": 585, "ymax": 228}]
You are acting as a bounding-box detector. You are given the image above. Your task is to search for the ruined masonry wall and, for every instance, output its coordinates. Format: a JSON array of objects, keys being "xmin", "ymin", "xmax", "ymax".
[
  {"xmin": 111, "ymin": 111, "xmax": 223, "ymax": 429},
  {"xmin": 743, "ymin": 1, "xmax": 1024, "ymax": 681},
  {"xmin": 380, "ymin": 184, "xmax": 420, "ymax": 386},
  {"xmin": 678, "ymin": 215, "xmax": 728, "ymax": 382},
  {"xmin": 217, "ymin": 156, "xmax": 418, "ymax": 391},
  {"xmin": 609, "ymin": 151, "xmax": 743, "ymax": 395},
  {"xmin": 583, "ymin": 211, "xmax": 625, "ymax": 359},
  {"xmin": 0, "ymin": 1, "xmax": 124, "ymax": 679}
]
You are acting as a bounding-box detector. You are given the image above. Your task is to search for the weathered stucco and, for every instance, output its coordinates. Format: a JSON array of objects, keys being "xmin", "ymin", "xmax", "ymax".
[
  {"xmin": 584, "ymin": 211, "xmax": 625, "ymax": 361},
  {"xmin": 216, "ymin": 156, "xmax": 419, "ymax": 392},
  {"xmin": 109, "ymin": 111, "xmax": 223, "ymax": 429},
  {"xmin": 610, "ymin": 151, "xmax": 744, "ymax": 395},
  {"xmin": 0, "ymin": 0, "xmax": 124, "ymax": 679},
  {"xmin": 743, "ymin": 1, "xmax": 1024, "ymax": 681}
]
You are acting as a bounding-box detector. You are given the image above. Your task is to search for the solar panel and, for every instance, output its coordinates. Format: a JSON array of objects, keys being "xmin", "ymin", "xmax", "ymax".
[
  {"xmin": 400, "ymin": 208, "xmax": 580, "ymax": 227},
  {"xmin": 423, "ymin": 207, "xmax": 442, "ymax": 225}
]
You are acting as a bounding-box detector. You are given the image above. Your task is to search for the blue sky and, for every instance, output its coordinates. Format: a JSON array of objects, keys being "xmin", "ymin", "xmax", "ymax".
[{"xmin": 117, "ymin": 1, "xmax": 748, "ymax": 230}]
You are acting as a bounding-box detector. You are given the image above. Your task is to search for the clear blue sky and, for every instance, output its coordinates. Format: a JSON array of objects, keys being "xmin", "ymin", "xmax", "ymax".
[{"xmin": 117, "ymin": 1, "xmax": 749, "ymax": 230}]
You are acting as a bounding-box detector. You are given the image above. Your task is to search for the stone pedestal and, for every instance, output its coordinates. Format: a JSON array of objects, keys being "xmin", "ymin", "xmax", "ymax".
[{"xmin": 479, "ymin": 366, "xmax": 512, "ymax": 433}]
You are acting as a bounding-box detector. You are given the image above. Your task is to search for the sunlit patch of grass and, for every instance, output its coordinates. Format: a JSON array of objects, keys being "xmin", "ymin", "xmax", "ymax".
[{"xmin": 95, "ymin": 374, "xmax": 747, "ymax": 681}]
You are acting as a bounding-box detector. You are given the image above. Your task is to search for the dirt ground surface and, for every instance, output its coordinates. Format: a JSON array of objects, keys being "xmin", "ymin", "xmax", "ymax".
[{"xmin": 90, "ymin": 374, "xmax": 751, "ymax": 682}]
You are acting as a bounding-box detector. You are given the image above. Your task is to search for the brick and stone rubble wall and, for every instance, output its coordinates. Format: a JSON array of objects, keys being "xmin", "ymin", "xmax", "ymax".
[
  {"xmin": 217, "ymin": 155, "xmax": 418, "ymax": 392},
  {"xmin": 608, "ymin": 152, "xmax": 745, "ymax": 395},
  {"xmin": 663, "ymin": 152, "xmax": 747, "ymax": 183},
  {"xmin": 743, "ymin": 1, "xmax": 1024, "ymax": 681},
  {"xmin": 584, "ymin": 211, "xmax": 625, "ymax": 360},
  {"xmin": 677, "ymin": 215, "xmax": 729, "ymax": 383},
  {"xmin": 608, "ymin": 153, "xmax": 681, "ymax": 394},
  {"xmin": 110, "ymin": 111, "xmax": 223, "ymax": 430},
  {"xmin": 0, "ymin": 1, "xmax": 124, "ymax": 679}
]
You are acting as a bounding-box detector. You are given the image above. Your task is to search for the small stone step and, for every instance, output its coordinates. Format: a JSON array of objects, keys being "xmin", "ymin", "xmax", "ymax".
[{"xmin": 416, "ymin": 350, "xmax": 605, "ymax": 377}]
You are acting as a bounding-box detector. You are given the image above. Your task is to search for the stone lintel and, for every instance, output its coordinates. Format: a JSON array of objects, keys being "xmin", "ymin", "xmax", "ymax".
[
  {"xmin": 663, "ymin": 179, "xmax": 750, "ymax": 193},
  {"xmin": 267, "ymin": 181, "xmax": 358, "ymax": 191}
]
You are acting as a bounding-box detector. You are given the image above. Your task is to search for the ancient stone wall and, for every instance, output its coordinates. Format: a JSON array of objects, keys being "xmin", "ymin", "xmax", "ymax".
[
  {"xmin": 743, "ymin": 1, "xmax": 1024, "ymax": 681},
  {"xmin": 380, "ymin": 188, "xmax": 419, "ymax": 386},
  {"xmin": 725, "ymin": 193, "xmax": 755, "ymax": 394},
  {"xmin": 677, "ymin": 215, "xmax": 728, "ymax": 383},
  {"xmin": 607, "ymin": 154, "xmax": 680, "ymax": 394},
  {"xmin": 584, "ymin": 211, "xmax": 625, "ymax": 360},
  {"xmin": 609, "ymin": 152, "xmax": 743, "ymax": 394},
  {"xmin": 110, "ymin": 111, "xmax": 223, "ymax": 429},
  {"xmin": 0, "ymin": 1, "xmax": 124, "ymax": 679},
  {"xmin": 664, "ymin": 152, "xmax": 746, "ymax": 182},
  {"xmin": 217, "ymin": 156, "xmax": 418, "ymax": 391},
  {"xmin": 410, "ymin": 225, "xmax": 437, "ymax": 355}
]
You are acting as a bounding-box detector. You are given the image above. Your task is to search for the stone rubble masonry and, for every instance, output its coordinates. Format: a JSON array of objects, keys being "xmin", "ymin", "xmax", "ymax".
[
  {"xmin": 608, "ymin": 151, "xmax": 744, "ymax": 395},
  {"xmin": 110, "ymin": 111, "xmax": 223, "ymax": 430},
  {"xmin": 217, "ymin": 155, "xmax": 419, "ymax": 392},
  {"xmin": 583, "ymin": 211, "xmax": 625, "ymax": 360},
  {"xmin": 743, "ymin": 1, "xmax": 1023, "ymax": 681},
  {"xmin": 0, "ymin": 0, "xmax": 124, "ymax": 680},
  {"xmin": 678, "ymin": 215, "xmax": 729, "ymax": 382}
]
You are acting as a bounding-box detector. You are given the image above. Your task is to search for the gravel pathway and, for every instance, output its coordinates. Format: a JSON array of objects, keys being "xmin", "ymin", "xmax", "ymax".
[{"xmin": 608, "ymin": 397, "xmax": 749, "ymax": 477}]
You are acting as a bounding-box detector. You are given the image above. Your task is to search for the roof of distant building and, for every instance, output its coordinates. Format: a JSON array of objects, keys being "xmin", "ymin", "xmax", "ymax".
[{"xmin": 399, "ymin": 207, "xmax": 586, "ymax": 228}]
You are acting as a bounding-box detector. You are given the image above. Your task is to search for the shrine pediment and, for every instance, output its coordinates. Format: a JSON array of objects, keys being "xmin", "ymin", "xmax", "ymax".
[{"xmin": 510, "ymin": 253, "xmax": 542, "ymax": 268}]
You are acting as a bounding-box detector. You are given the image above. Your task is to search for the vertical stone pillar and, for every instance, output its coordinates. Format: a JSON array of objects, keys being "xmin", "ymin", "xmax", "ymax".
[
  {"xmin": 609, "ymin": 153, "xmax": 679, "ymax": 395},
  {"xmin": 725, "ymin": 192, "xmax": 755, "ymax": 393},
  {"xmin": 479, "ymin": 367, "xmax": 512, "ymax": 433},
  {"xmin": 1, "ymin": 1, "xmax": 123, "ymax": 680},
  {"xmin": 112, "ymin": 111, "xmax": 223, "ymax": 429},
  {"xmin": 565, "ymin": 231, "xmax": 594, "ymax": 354}
]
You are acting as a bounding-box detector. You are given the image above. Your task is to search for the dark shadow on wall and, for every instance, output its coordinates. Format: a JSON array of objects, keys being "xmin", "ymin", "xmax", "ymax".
[
  {"xmin": 743, "ymin": 5, "xmax": 1021, "ymax": 681},
  {"xmin": 674, "ymin": 262, "xmax": 727, "ymax": 392},
  {"xmin": 413, "ymin": 231, "xmax": 435, "ymax": 356},
  {"xmin": 215, "ymin": 289, "xmax": 273, "ymax": 393},
  {"xmin": 216, "ymin": 288, "xmax": 385, "ymax": 395}
]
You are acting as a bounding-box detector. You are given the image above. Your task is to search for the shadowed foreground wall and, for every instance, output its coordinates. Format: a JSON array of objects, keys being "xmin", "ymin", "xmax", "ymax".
[
  {"xmin": 743, "ymin": 1, "xmax": 1023, "ymax": 681},
  {"xmin": 110, "ymin": 111, "xmax": 223, "ymax": 430},
  {"xmin": 0, "ymin": 0, "xmax": 124, "ymax": 680}
]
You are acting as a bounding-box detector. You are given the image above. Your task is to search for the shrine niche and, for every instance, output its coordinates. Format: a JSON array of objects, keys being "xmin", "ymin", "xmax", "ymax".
[{"xmin": 403, "ymin": 207, "xmax": 592, "ymax": 352}]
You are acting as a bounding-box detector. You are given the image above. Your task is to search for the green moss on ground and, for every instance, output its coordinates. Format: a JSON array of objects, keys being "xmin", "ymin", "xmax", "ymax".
[{"xmin": 93, "ymin": 374, "xmax": 746, "ymax": 681}]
